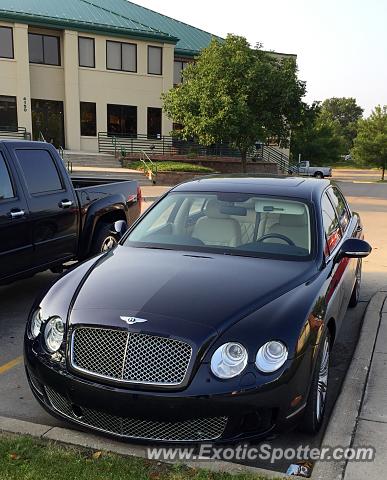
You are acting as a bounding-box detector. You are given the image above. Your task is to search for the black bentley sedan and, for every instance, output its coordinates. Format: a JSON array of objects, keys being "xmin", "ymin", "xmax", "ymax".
[{"xmin": 25, "ymin": 176, "xmax": 371, "ymax": 443}]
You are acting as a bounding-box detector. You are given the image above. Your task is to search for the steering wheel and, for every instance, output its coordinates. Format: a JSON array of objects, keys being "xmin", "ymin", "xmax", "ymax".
[{"xmin": 257, "ymin": 233, "xmax": 295, "ymax": 246}]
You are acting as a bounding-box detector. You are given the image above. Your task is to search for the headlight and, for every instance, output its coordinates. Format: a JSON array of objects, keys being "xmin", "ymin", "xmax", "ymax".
[
  {"xmin": 255, "ymin": 341, "xmax": 288, "ymax": 373},
  {"xmin": 211, "ymin": 342, "xmax": 248, "ymax": 379},
  {"xmin": 30, "ymin": 309, "xmax": 43, "ymax": 339},
  {"xmin": 44, "ymin": 317, "xmax": 65, "ymax": 353}
]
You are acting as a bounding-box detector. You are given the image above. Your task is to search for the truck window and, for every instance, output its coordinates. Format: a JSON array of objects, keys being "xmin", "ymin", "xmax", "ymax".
[
  {"xmin": 0, "ymin": 152, "xmax": 14, "ymax": 200},
  {"xmin": 16, "ymin": 149, "xmax": 63, "ymax": 194}
]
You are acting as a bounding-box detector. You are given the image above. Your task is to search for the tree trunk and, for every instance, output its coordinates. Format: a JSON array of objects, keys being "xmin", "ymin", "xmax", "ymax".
[
  {"xmin": 241, "ymin": 152, "xmax": 247, "ymax": 173},
  {"xmin": 382, "ymin": 161, "xmax": 386, "ymax": 181}
]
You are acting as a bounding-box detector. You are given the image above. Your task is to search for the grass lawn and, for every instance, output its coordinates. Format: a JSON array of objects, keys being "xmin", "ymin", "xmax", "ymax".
[
  {"xmin": 0, "ymin": 435, "xmax": 271, "ymax": 480},
  {"xmin": 124, "ymin": 160, "xmax": 216, "ymax": 174}
]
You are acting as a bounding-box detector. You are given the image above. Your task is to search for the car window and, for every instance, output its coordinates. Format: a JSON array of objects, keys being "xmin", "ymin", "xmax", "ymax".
[
  {"xmin": 0, "ymin": 152, "xmax": 14, "ymax": 201},
  {"xmin": 188, "ymin": 198, "xmax": 207, "ymax": 216},
  {"xmin": 126, "ymin": 193, "xmax": 312, "ymax": 259},
  {"xmin": 16, "ymin": 149, "xmax": 63, "ymax": 194},
  {"xmin": 328, "ymin": 187, "xmax": 350, "ymax": 232},
  {"xmin": 149, "ymin": 197, "xmax": 180, "ymax": 231},
  {"xmin": 321, "ymin": 192, "xmax": 342, "ymax": 255}
]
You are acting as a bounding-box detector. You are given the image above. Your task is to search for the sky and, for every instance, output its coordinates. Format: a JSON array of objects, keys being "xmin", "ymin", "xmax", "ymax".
[{"xmin": 133, "ymin": 0, "xmax": 387, "ymax": 116}]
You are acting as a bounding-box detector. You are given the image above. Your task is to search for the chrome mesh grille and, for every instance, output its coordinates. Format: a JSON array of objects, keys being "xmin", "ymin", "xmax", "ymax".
[
  {"xmin": 45, "ymin": 387, "xmax": 227, "ymax": 442},
  {"xmin": 71, "ymin": 327, "xmax": 193, "ymax": 386}
]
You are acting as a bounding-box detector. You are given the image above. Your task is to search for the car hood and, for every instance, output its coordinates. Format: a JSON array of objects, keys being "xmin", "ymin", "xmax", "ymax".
[{"xmin": 69, "ymin": 246, "xmax": 316, "ymax": 338}]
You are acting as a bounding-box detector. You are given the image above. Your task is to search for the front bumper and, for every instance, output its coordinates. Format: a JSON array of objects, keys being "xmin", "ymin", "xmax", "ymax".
[{"xmin": 25, "ymin": 342, "xmax": 313, "ymax": 444}]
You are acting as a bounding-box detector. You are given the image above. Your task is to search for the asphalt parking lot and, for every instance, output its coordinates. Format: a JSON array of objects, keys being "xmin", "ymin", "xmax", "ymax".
[{"xmin": 1, "ymin": 177, "xmax": 386, "ymax": 475}]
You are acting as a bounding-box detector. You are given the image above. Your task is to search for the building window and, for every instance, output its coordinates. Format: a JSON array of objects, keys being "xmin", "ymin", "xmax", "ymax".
[
  {"xmin": 147, "ymin": 108, "xmax": 162, "ymax": 138},
  {"xmin": 28, "ymin": 33, "xmax": 60, "ymax": 66},
  {"xmin": 0, "ymin": 96, "xmax": 18, "ymax": 131},
  {"xmin": 80, "ymin": 102, "xmax": 97, "ymax": 136},
  {"xmin": 107, "ymin": 104, "xmax": 137, "ymax": 136},
  {"xmin": 79, "ymin": 37, "xmax": 95, "ymax": 68},
  {"xmin": 106, "ymin": 41, "xmax": 137, "ymax": 72},
  {"xmin": 174, "ymin": 60, "xmax": 189, "ymax": 85},
  {"xmin": 148, "ymin": 46, "xmax": 162, "ymax": 75},
  {"xmin": 0, "ymin": 27, "xmax": 14, "ymax": 59}
]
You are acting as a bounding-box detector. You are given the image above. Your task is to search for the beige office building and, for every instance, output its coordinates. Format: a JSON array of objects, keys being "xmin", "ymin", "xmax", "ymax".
[{"xmin": 0, "ymin": 0, "xmax": 224, "ymax": 153}]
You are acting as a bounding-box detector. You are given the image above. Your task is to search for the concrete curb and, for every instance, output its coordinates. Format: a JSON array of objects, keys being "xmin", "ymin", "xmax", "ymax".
[
  {"xmin": 312, "ymin": 292, "xmax": 387, "ymax": 480},
  {"xmin": 0, "ymin": 416, "xmax": 288, "ymax": 479}
]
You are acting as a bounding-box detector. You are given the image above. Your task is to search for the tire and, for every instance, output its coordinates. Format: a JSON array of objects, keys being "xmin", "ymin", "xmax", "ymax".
[
  {"xmin": 349, "ymin": 260, "xmax": 362, "ymax": 308},
  {"xmin": 314, "ymin": 172, "xmax": 324, "ymax": 179},
  {"xmin": 90, "ymin": 223, "xmax": 119, "ymax": 255},
  {"xmin": 298, "ymin": 329, "xmax": 331, "ymax": 434}
]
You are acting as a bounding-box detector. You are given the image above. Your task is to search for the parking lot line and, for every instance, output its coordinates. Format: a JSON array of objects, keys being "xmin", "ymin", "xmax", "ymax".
[{"xmin": 0, "ymin": 356, "xmax": 23, "ymax": 375}]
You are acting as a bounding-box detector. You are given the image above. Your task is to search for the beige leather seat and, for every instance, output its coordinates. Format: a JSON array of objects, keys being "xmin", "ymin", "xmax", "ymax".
[
  {"xmin": 269, "ymin": 213, "xmax": 309, "ymax": 249},
  {"xmin": 193, "ymin": 200, "xmax": 241, "ymax": 247},
  {"xmin": 233, "ymin": 207, "xmax": 257, "ymax": 244}
]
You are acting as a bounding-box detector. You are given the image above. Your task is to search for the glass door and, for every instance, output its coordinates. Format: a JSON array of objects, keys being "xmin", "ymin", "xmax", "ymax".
[{"xmin": 31, "ymin": 99, "xmax": 65, "ymax": 148}]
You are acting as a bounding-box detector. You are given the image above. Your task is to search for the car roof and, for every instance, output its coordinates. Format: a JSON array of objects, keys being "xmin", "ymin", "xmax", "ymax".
[{"xmin": 172, "ymin": 175, "xmax": 331, "ymax": 201}]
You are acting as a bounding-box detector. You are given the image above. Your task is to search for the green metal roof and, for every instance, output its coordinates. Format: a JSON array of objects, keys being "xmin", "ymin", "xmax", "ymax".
[{"xmin": 0, "ymin": 0, "xmax": 222, "ymax": 55}]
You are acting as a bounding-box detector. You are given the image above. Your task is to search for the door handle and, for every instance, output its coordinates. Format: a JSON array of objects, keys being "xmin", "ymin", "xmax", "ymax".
[
  {"xmin": 59, "ymin": 200, "xmax": 73, "ymax": 209},
  {"xmin": 9, "ymin": 209, "xmax": 25, "ymax": 219}
]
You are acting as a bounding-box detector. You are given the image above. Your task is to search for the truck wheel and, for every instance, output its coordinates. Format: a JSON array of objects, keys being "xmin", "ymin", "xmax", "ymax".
[
  {"xmin": 91, "ymin": 223, "xmax": 119, "ymax": 255},
  {"xmin": 298, "ymin": 329, "xmax": 330, "ymax": 434},
  {"xmin": 314, "ymin": 172, "xmax": 324, "ymax": 179}
]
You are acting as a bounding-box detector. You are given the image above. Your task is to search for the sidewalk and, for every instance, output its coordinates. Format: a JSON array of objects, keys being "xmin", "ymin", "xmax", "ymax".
[
  {"xmin": 343, "ymin": 292, "xmax": 387, "ymax": 479},
  {"xmin": 141, "ymin": 185, "xmax": 171, "ymax": 201}
]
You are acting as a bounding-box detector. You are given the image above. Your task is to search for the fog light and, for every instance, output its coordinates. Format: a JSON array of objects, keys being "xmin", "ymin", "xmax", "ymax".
[{"xmin": 72, "ymin": 405, "xmax": 84, "ymax": 419}]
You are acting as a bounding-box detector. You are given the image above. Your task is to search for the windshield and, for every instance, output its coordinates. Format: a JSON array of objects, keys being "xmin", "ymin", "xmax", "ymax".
[{"xmin": 125, "ymin": 192, "xmax": 312, "ymax": 259}]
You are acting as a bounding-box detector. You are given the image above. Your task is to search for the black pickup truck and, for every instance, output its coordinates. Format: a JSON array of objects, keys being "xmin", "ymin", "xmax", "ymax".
[{"xmin": 0, "ymin": 140, "xmax": 141, "ymax": 284}]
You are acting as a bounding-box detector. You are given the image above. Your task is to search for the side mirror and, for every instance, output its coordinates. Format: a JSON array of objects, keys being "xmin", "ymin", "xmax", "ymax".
[
  {"xmin": 335, "ymin": 238, "xmax": 372, "ymax": 263},
  {"xmin": 113, "ymin": 220, "xmax": 128, "ymax": 240}
]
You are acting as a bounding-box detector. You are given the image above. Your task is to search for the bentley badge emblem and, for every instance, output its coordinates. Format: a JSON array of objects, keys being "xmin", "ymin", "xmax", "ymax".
[{"xmin": 120, "ymin": 316, "xmax": 148, "ymax": 325}]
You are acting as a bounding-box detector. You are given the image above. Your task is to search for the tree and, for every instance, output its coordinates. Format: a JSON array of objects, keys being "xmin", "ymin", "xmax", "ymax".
[
  {"xmin": 290, "ymin": 102, "xmax": 344, "ymax": 164},
  {"xmin": 352, "ymin": 105, "xmax": 387, "ymax": 180},
  {"xmin": 320, "ymin": 97, "xmax": 363, "ymax": 152},
  {"xmin": 162, "ymin": 35, "xmax": 305, "ymax": 172}
]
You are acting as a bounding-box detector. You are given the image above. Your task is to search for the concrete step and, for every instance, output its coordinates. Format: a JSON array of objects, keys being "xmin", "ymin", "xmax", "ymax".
[{"xmin": 63, "ymin": 153, "xmax": 122, "ymax": 169}]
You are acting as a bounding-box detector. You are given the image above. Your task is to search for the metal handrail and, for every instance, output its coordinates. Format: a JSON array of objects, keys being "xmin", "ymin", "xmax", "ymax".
[
  {"xmin": 260, "ymin": 144, "xmax": 295, "ymax": 174},
  {"xmin": 57, "ymin": 146, "xmax": 73, "ymax": 173},
  {"xmin": 139, "ymin": 150, "xmax": 158, "ymax": 184},
  {"xmin": 0, "ymin": 126, "xmax": 30, "ymax": 140},
  {"xmin": 97, "ymin": 132, "xmax": 293, "ymax": 174},
  {"xmin": 38, "ymin": 131, "xmax": 46, "ymax": 142}
]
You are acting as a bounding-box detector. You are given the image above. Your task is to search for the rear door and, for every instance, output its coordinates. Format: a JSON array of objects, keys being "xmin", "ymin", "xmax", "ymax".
[
  {"xmin": 0, "ymin": 147, "xmax": 32, "ymax": 280},
  {"xmin": 10, "ymin": 145, "xmax": 79, "ymax": 267}
]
